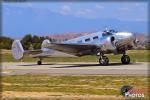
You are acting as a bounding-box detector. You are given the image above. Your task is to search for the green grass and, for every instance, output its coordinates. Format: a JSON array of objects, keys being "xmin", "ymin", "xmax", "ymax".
[
  {"xmin": 2, "ymin": 75, "xmax": 149, "ymax": 96},
  {"xmin": 1, "ymin": 50, "xmax": 149, "ymax": 62}
]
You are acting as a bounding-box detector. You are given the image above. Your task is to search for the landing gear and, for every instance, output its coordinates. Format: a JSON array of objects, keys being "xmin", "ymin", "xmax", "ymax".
[
  {"xmin": 99, "ymin": 56, "xmax": 109, "ymax": 66},
  {"xmin": 121, "ymin": 50, "xmax": 130, "ymax": 64},
  {"xmin": 37, "ymin": 60, "xmax": 42, "ymax": 65},
  {"xmin": 121, "ymin": 55, "xmax": 130, "ymax": 64},
  {"xmin": 37, "ymin": 58, "xmax": 42, "ymax": 65}
]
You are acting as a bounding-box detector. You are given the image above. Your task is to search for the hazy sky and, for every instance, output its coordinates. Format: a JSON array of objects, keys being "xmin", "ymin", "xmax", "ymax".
[{"xmin": 2, "ymin": 1, "xmax": 148, "ymax": 38}]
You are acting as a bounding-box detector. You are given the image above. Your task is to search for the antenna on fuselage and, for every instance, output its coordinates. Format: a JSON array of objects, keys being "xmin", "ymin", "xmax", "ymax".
[
  {"xmin": 102, "ymin": 26, "xmax": 112, "ymax": 36},
  {"xmin": 103, "ymin": 26, "xmax": 109, "ymax": 32},
  {"xmin": 104, "ymin": 26, "xmax": 118, "ymax": 35}
]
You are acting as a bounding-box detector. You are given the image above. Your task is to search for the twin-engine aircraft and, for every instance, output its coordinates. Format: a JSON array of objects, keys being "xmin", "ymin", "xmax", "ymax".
[{"xmin": 12, "ymin": 29, "xmax": 138, "ymax": 65}]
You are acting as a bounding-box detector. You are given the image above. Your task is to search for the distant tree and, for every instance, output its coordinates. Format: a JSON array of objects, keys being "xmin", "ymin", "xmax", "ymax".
[
  {"xmin": 21, "ymin": 34, "xmax": 32, "ymax": 50},
  {"xmin": 0, "ymin": 34, "xmax": 59, "ymax": 50},
  {"xmin": 0, "ymin": 36, "xmax": 13, "ymax": 49},
  {"xmin": 32, "ymin": 35, "xmax": 41, "ymax": 49},
  {"xmin": 20, "ymin": 34, "xmax": 58, "ymax": 50},
  {"xmin": 40, "ymin": 36, "xmax": 45, "ymax": 42},
  {"xmin": 33, "ymin": 35, "xmax": 40, "ymax": 43}
]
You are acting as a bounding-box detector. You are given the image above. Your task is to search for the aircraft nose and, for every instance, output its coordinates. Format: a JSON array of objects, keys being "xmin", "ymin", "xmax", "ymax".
[
  {"xmin": 115, "ymin": 32, "xmax": 135, "ymax": 40},
  {"xmin": 123, "ymin": 32, "xmax": 135, "ymax": 41},
  {"xmin": 114, "ymin": 32, "xmax": 136, "ymax": 47}
]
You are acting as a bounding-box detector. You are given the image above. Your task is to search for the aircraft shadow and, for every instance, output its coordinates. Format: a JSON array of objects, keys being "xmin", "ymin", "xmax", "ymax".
[
  {"xmin": 52, "ymin": 62, "xmax": 142, "ymax": 68},
  {"xmin": 18, "ymin": 62, "xmax": 142, "ymax": 68},
  {"xmin": 19, "ymin": 63, "xmax": 55, "ymax": 66}
]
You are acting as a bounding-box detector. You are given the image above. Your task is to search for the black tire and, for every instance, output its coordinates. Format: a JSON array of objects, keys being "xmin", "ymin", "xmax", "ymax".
[
  {"xmin": 121, "ymin": 55, "xmax": 130, "ymax": 64},
  {"xmin": 99, "ymin": 56, "xmax": 109, "ymax": 66},
  {"xmin": 37, "ymin": 61, "xmax": 42, "ymax": 65}
]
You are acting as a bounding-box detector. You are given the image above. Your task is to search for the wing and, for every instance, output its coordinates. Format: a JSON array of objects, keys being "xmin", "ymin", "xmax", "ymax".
[{"xmin": 42, "ymin": 43, "xmax": 101, "ymax": 56}]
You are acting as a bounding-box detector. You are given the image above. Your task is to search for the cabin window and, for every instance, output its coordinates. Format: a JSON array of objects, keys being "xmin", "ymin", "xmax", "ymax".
[
  {"xmin": 93, "ymin": 36, "xmax": 98, "ymax": 40},
  {"xmin": 85, "ymin": 38, "xmax": 90, "ymax": 42},
  {"xmin": 77, "ymin": 40, "xmax": 82, "ymax": 43}
]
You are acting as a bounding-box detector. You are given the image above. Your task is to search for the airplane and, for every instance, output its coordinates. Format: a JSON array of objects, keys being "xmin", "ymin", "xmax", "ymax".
[{"xmin": 11, "ymin": 29, "xmax": 138, "ymax": 66}]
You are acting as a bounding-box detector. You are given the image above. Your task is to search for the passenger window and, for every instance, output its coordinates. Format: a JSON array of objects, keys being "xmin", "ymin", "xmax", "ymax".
[
  {"xmin": 85, "ymin": 38, "xmax": 90, "ymax": 42},
  {"xmin": 93, "ymin": 36, "xmax": 98, "ymax": 40},
  {"xmin": 77, "ymin": 40, "xmax": 82, "ymax": 43}
]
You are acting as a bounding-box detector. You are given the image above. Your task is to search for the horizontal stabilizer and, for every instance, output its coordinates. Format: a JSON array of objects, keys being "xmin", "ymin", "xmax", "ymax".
[{"xmin": 12, "ymin": 40, "xmax": 43, "ymax": 60}]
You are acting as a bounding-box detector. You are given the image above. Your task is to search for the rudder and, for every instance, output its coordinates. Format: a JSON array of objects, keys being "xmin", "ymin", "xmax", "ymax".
[
  {"xmin": 11, "ymin": 40, "xmax": 24, "ymax": 60},
  {"xmin": 41, "ymin": 39, "xmax": 51, "ymax": 49}
]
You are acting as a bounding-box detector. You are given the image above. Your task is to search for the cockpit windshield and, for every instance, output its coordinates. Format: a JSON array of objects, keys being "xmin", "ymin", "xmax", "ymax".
[{"xmin": 102, "ymin": 29, "xmax": 117, "ymax": 36}]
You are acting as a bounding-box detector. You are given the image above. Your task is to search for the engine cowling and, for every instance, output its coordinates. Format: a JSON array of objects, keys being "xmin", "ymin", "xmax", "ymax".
[{"xmin": 101, "ymin": 36, "xmax": 117, "ymax": 51}]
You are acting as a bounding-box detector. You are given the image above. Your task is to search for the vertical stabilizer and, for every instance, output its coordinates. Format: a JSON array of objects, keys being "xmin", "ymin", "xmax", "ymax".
[
  {"xmin": 11, "ymin": 40, "xmax": 24, "ymax": 60},
  {"xmin": 41, "ymin": 39, "xmax": 51, "ymax": 49}
]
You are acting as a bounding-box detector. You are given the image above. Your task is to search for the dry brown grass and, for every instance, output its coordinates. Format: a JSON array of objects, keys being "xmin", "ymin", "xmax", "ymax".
[
  {"xmin": 2, "ymin": 91, "xmax": 124, "ymax": 100},
  {"xmin": 1, "ymin": 49, "xmax": 11, "ymax": 54}
]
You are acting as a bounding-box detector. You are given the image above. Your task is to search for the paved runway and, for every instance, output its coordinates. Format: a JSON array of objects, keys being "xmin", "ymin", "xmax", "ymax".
[{"xmin": 1, "ymin": 62, "xmax": 149, "ymax": 76}]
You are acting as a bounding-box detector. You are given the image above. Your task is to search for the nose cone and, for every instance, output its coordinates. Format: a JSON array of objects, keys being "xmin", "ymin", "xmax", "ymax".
[{"xmin": 114, "ymin": 32, "xmax": 136, "ymax": 47}]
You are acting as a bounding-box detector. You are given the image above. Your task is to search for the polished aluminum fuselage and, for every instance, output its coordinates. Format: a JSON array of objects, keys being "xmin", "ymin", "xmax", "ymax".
[
  {"xmin": 61, "ymin": 31, "xmax": 136, "ymax": 55},
  {"xmin": 11, "ymin": 30, "xmax": 136, "ymax": 60}
]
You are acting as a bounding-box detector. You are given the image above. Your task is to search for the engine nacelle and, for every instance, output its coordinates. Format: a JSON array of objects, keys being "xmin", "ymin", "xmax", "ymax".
[{"xmin": 101, "ymin": 36, "xmax": 117, "ymax": 51}]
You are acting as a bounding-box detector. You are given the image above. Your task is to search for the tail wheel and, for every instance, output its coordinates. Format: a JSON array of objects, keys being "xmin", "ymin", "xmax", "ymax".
[
  {"xmin": 99, "ymin": 56, "xmax": 109, "ymax": 66},
  {"xmin": 37, "ymin": 61, "xmax": 42, "ymax": 65},
  {"xmin": 121, "ymin": 55, "xmax": 130, "ymax": 64}
]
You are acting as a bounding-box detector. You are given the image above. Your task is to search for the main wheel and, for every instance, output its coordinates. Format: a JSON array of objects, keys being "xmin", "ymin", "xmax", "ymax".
[
  {"xmin": 37, "ymin": 61, "xmax": 42, "ymax": 65},
  {"xmin": 121, "ymin": 55, "xmax": 130, "ymax": 64},
  {"xmin": 99, "ymin": 56, "xmax": 109, "ymax": 66}
]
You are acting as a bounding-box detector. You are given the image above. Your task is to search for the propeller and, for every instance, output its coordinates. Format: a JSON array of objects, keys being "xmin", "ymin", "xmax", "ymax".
[{"xmin": 132, "ymin": 34, "xmax": 140, "ymax": 49}]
